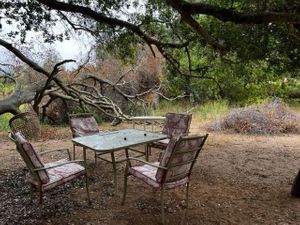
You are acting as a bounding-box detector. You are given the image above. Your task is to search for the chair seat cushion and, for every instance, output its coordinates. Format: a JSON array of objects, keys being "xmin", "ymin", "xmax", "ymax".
[
  {"xmin": 29, "ymin": 159, "xmax": 85, "ymax": 191},
  {"xmin": 149, "ymin": 138, "xmax": 170, "ymax": 149},
  {"xmin": 129, "ymin": 162, "xmax": 188, "ymax": 189}
]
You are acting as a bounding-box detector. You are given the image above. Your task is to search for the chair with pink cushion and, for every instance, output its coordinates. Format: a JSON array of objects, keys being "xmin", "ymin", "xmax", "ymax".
[
  {"xmin": 148, "ymin": 113, "xmax": 192, "ymax": 156},
  {"xmin": 122, "ymin": 134, "xmax": 208, "ymax": 225},
  {"xmin": 68, "ymin": 113, "xmax": 100, "ymax": 160},
  {"xmin": 9, "ymin": 131, "xmax": 90, "ymax": 204}
]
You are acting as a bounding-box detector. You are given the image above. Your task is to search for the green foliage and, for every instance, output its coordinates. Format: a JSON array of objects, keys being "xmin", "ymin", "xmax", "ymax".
[
  {"xmin": 0, "ymin": 83, "xmax": 15, "ymax": 96},
  {"xmin": 163, "ymin": 48, "xmax": 300, "ymax": 106},
  {"xmin": 0, "ymin": 104, "xmax": 27, "ymax": 130},
  {"xmin": 104, "ymin": 32, "xmax": 138, "ymax": 63},
  {"xmin": 152, "ymin": 100, "xmax": 194, "ymax": 116},
  {"xmin": 149, "ymin": 99, "xmax": 229, "ymax": 121},
  {"xmin": 0, "ymin": 83, "xmax": 16, "ymax": 129},
  {"xmin": 195, "ymin": 100, "xmax": 229, "ymax": 121},
  {"xmin": 0, "ymin": 113, "xmax": 13, "ymax": 130},
  {"xmin": 1, "ymin": 0, "xmax": 300, "ymax": 115}
]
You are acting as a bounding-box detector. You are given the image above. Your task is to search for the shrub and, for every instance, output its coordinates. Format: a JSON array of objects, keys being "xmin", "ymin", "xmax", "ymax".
[
  {"xmin": 208, "ymin": 98, "xmax": 300, "ymax": 135},
  {"xmin": 0, "ymin": 113, "xmax": 14, "ymax": 130}
]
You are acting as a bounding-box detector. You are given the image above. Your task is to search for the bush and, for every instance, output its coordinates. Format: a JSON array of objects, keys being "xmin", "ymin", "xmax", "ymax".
[
  {"xmin": 0, "ymin": 104, "xmax": 28, "ymax": 130},
  {"xmin": 208, "ymin": 98, "xmax": 300, "ymax": 135},
  {"xmin": 0, "ymin": 113, "xmax": 14, "ymax": 130}
]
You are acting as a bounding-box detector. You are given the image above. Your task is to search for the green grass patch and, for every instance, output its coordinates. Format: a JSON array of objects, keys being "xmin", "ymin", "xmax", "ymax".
[
  {"xmin": 150, "ymin": 100, "xmax": 195, "ymax": 116},
  {"xmin": 195, "ymin": 100, "xmax": 229, "ymax": 121},
  {"xmin": 149, "ymin": 99, "xmax": 229, "ymax": 122}
]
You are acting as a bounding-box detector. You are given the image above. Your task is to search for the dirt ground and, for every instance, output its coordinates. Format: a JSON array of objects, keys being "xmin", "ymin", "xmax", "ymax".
[{"xmin": 0, "ymin": 122, "xmax": 300, "ymax": 225}]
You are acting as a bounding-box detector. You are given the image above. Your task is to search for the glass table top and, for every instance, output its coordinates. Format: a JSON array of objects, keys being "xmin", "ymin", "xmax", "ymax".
[{"xmin": 72, "ymin": 129, "xmax": 167, "ymax": 151}]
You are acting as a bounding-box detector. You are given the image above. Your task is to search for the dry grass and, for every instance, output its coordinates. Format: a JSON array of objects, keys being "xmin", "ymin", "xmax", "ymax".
[{"xmin": 208, "ymin": 98, "xmax": 300, "ymax": 135}]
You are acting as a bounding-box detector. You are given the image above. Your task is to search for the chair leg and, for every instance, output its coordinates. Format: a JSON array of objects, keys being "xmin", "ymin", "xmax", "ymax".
[
  {"xmin": 148, "ymin": 145, "xmax": 152, "ymax": 156},
  {"xmin": 73, "ymin": 143, "xmax": 76, "ymax": 160},
  {"xmin": 94, "ymin": 151, "xmax": 97, "ymax": 165},
  {"xmin": 186, "ymin": 182, "xmax": 190, "ymax": 210},
  {"xmin": 180, "ymin": 182, "xmax": 190, "ymax": 225},
  {"xmin": 160, "ymin": 185, "xmax": 166, "ymax": 225},
  {"xmin": 111, "ymin": 152, "xmax": 117, "ymax": 192},
  {"xmin": 85, "ymin": 173, "xmax": 91, "ymax": 204},
  {"xmin": 38, "ymin": 186, "xmax": 43, "ymax": 204},
  {"xmin": 121, "ymin": 162, "xmax": 129, "ymax": 205},
  {"xmin": 83, "ymin": 147, "xmax": 91, "ymax": 204}
]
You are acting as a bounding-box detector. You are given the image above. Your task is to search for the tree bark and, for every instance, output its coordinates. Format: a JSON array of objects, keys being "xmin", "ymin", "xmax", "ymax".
[{"xmin": 0, "ymin": 80, "xmax": 46, "ymax": 115}]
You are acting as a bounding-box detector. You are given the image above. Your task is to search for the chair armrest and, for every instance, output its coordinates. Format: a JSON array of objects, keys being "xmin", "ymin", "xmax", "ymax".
[
  {"xmin": 40, "ymin": 148, "xmax": 71, "ymax": 160},
  {"xmin": 33, "ymin": 160, "xmax": 84, "ymax": 171},
  {"xmin": 127, "ymin": 157, "xmax": 167, "ymax": 170}
]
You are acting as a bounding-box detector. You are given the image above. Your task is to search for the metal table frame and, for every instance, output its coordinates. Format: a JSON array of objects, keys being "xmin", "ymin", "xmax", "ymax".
[
  {"xmin": 130, "ymin": 116, "xmax": 166, "ymax": 131},
  {"xmin": 72, "ymin": 129, "xmax": 167, "ymax": 191}
]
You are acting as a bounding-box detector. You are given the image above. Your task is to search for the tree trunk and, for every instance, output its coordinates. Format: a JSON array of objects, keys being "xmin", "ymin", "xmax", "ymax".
[{"xmin": 291, "ymin": 169, "xmax": 300, "ymax": 198}]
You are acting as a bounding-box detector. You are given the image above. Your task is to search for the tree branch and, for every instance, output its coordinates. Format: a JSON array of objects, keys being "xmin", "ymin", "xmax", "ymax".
[
  {"xmin": 0, "ymin": 39, "xmax": 50, "ymax": 77},
  {"xmin": 37, "ymin": 0, "xmax": 188, "ymax": 49},
  {"xmin": 167, "ymin": 0, "xmax": 300, "ymax": 24}
]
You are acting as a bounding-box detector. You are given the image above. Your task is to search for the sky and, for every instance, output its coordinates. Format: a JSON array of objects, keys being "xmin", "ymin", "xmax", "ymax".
[
  {"xmin": 0, "ymin": 19, "xmax": 95, "ymax": 71},
  {"xmin": 0, "ymin": 1, "xmax": 145, "ymax": 71}
]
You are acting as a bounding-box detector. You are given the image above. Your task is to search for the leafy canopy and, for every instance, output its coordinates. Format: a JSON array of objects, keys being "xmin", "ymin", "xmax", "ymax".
[{"xmin": 1, "ymin": 0, "xmax": 300, "ymax": 104}]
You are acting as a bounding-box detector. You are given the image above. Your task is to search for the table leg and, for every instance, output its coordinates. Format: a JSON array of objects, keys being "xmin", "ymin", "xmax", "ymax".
[
  {"xmin": 125, "ymin": 148, "xmax": 130, "ymax": 165},
  {"xmin": 73, "ymin": 143, "xmax": 76, "ymax": 160},
  {"xmin": 145, "ymin": 144, "xmax": 149, "ymax": 161},
  {"xmin": 83, "ymin": 147, "xmax": 87, "ymax": 171},
  {"xmin": 110, "ymin": 152, "xmax": 117, "ymax": 192},
  {"xmin": 83, "ymin": 147, "xmax": 91, "ymax": 204}
]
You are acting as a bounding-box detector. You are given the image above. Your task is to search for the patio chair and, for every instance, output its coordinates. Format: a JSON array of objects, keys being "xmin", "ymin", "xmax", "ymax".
[
  {"xmin": 9, "ymin": 131, "xmax": 90, "ymax": 204},
  {"xmin": 148, "ymin": 113, "xmax": 192, "ymax": 156},
  {"xmin": 122, "ymin": 134, "xmax": 208, "ymax": 225},
  {"xmin": 9, "ymin": 111, "xmax": 41, "ymax": 140},
  {"xmin": 68, "ymin": 113, "xmax": 100, "ymax": 160}
]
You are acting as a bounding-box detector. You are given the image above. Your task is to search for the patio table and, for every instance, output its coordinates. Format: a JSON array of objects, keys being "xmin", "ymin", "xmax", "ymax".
[
  {"xmin": 72, "ymin": 128, "xmax": 167, "ymax": 191},
  {"xmin": 130, "ymin": 116, "xmax": 166, "ymax": 131}
]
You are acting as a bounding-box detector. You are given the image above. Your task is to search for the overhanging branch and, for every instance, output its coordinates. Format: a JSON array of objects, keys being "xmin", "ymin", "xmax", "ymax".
[
  {"xmin": 167, "ymin": 0, "xmax": 300, "ymax": 24},
  {"xmin": 37, "ymin": 0, "xmax": 188, "ymax": 49}
]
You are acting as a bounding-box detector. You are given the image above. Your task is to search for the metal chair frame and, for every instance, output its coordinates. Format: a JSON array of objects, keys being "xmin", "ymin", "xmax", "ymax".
[
  {"xmin": 68, "ymin": 113, "xmax": 99, "ymax": 160},
  {"xmin": 9, "ymin": 132, "xmax": 91, "ymax": 204},
  {"xmin": 122, "ymin": 134, "xmax": 208, "ymax": 225},
  {"xmin": 148, "ymin": 112, "xmax": 192, "ymax": 157},
  {"xmin": 69, "ymin": 113, "xmax": 146, "ymax": 192}
]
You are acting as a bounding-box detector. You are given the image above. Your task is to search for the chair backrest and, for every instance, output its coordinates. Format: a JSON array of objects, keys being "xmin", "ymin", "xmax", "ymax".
[
  {"xmin": 68, "ymin": 113, "xmax": 99, "ymax": 137},
  {"xmin": 162, "ymin": 113, "xmax": 192, "ymax": 137},
  {"xmin": 156, "ymin": 134, "xmax": 208, "ymax": 183},
  {"xmin": 9, "ymin": 112, "xmax": 41, "ymax": 140},
  {"xmin": 9, "ymin": 132, "xmax": 49, "ymax": 184}
]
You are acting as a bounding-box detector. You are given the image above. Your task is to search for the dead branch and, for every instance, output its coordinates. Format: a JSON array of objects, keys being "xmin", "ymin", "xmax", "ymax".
[
  {"xmin": 155, "ymin": 91, "xmax": 188, "ymax": 101},
  {"xmin": 33, "ymin": 59, "xmax": 75, "ymax": 111},
  {"xmin": 0, "ymin": 38, "xmax": 164, "ymax": 120}
]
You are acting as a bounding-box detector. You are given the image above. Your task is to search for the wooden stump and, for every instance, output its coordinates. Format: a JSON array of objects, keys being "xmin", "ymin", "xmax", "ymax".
[{"xmin": 291, "ymin": 169, "xmax": 300, "ymax": 198}]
